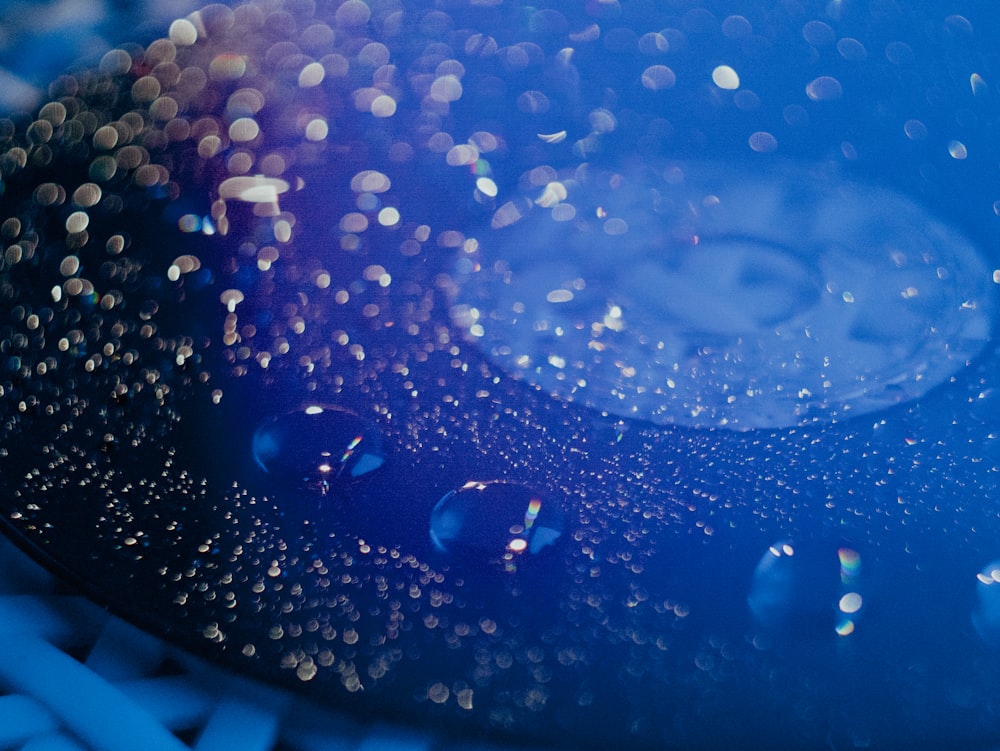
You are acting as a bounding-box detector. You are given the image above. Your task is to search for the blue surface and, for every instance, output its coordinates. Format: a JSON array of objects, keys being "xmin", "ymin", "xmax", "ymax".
[{"xmin": 1, "ymin": 2, "xmax": 1000, "ymax": 750}]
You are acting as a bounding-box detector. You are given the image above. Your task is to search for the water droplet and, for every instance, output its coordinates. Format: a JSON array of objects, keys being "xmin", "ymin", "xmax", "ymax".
[
  {"xmin": 252, "ymin": 406, "xmax": 385, "ymax": 494},
  {"xmin": 712, "ymin": 65, "xmax": 740, "ymax": 90},
  {"xmin": 972, "ymin": 560, "xmax": 1000, "ymax": 646},
  {"xmin": 748, "ymin": 541, "xmax": 865, "ymax": 638},
  {"xmin": 805, "ymin": 75, "xmax": 843, "ymax": 101},
  {"xmin": 430, "ymin": 481, "xmax": 564, "ymax": 571}
]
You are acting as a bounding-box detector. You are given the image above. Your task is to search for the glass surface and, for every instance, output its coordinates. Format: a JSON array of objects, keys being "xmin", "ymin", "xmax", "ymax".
[{"xmin": 1, "ymin": 2, "xmax": 999, "ymax": 748}]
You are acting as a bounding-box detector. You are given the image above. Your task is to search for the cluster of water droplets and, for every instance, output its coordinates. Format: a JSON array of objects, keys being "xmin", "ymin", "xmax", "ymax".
[{"xmin": 0, "ymin": 1, "xmax": 999, "ymax": 748}]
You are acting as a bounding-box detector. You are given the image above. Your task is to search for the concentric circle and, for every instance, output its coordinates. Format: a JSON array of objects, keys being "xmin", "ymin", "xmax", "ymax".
[{"xmin": 452, "ymin": 164, "xmax": 996, "ymax": 429}]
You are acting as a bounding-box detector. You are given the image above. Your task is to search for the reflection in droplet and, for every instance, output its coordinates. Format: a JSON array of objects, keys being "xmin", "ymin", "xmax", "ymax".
[
  {"xmin": 973, "ymin": 561, "xmax": 1000, "ymax": 646},
  {"xmin": 971, "ymin": 73, "xmax": 988, "ymax": 96},
  {"xmin": 748, "ymin": 542, "xmax": 864, "ymax": 637},
  {"xmin": 712, "ymin": 65, "xmax": 740, "ymax": 90},
  {"xmin": 805, "ymin": 75, "xmax": 843, "ymax": 101},
  {"xmin": 721, "ymin": 15, "xmax": 752, "ymax": 40},
  {"xmin": 903, "ymin": 119, "xmax": 928, "ymax": 141},
  {"xmin": 802, "ymin": 20, "xmax": 835, "ymax": 47},
  {"xmin": 218, "ymin": 175, "xmax": 290, "ymax": 203},
  {"xmin": 452, "ymin": 164, "xmax": 994, "ymax": 429},
  {"xmin": 641, "ymin": 65, "xmax": 676, "ymax": 91},
  {"xmin": 252, "ymin": 406, "xmax": 385, "ymax": 494},
  {"xmin": 748, "ymin": 131, "xmax": 777, "ymax": 152},
  {"xmin": 430, "ymin": 481, "xmax": 564, "ymax": 571},
  {"xmin": 219, "ymin": 288, "xmax": 244, "ymax": 312}
]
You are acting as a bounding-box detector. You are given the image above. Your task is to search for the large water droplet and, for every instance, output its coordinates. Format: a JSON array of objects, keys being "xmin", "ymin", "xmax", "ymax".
[
  {"xmin": 430, "ymin": 481, "xmax": 564, "ymax": 571},
  {"xmin": 748, "ymin": 541, "xmax": 864, "ymax": 638},
  {"xmin": 252, "ymin": 405, "xmax": 385, "ymax": 494}
]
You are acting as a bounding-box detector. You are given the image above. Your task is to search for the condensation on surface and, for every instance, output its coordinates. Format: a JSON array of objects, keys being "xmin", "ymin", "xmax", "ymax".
[
  {"xmin": 0, "ymin": 2, "xmax": 998, "ymax": 750},
  {"xmin": 451, "ymin": 163, "xmax": 995, "ymax": 429}
]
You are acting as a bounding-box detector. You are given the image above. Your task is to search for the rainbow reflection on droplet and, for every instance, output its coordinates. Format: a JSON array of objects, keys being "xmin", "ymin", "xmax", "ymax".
[
  {"xmin": 430, "ymin": 481, "xmax": 564, "ymax": 572},
  {"xmin": 748, "ymin": 540, "xmax": 865, "ymax": 637},
  {"xmin": 252, "ymin": 405, "xmax": 385, "ymax": 494}
]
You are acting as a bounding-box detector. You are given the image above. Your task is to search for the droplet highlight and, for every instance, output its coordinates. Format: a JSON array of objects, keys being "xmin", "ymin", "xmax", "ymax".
[
  {"xmin": 430, "ymin": 481, "xmax": 564, "ymax": 571},
  {"xmin": 252, "ymin": 406, "xmax": 386, "ymax": 494}
]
